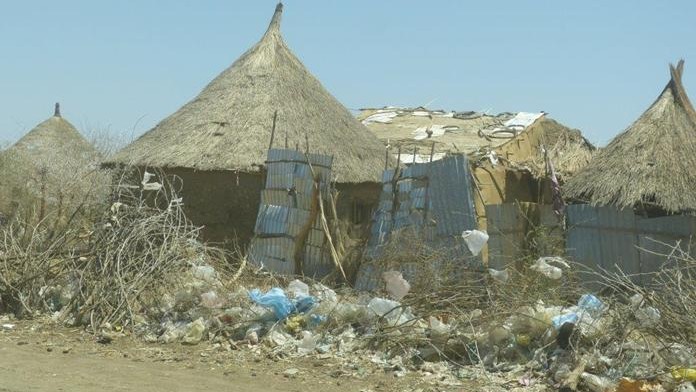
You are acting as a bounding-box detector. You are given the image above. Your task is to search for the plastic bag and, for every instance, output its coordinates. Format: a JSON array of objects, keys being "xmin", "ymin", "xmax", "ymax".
[
  {"xmin": 182, "ymin": 318, "xmax": 206, "ymax": 345},
  {"xmin": 382, "ymin": 271, "xmax": 411, "ymax": 300},
  {"xmin": 488, "ymin": 268, "xmax": 509, "ymax": 283},
  {"xmin": 287, "ymin": 280, "xmax": 309, "ymax": 298},
  {"xmin": 578, "ymin": 294, "xmax": 603, "ymax": 314},
  {"xmin": 249, "ymin": 288, "xmax": 295, "ymax": 320},
  {"xmin": 530, "ymin": 257, "xmax": 569, "ymax": 280},
  {"xmin": 461, "ymin": 230, "xmax": 489, "ymax": 256}
]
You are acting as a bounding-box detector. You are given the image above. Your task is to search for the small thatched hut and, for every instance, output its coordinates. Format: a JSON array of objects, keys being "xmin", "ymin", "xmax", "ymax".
[
  {"xmin": 6, "ymin": 103, "xmax": 96, "ymax": 163},
  {"xmin": 107, "ymin": 3, "xmax": 387, "ymax": 246},
  {"xmin": 565, "ymin": 60, "xmax": 696, "ymax": 215},
  {"xmin": 0, "ymin": 103, "xmax": 101, "ymax": 222}
]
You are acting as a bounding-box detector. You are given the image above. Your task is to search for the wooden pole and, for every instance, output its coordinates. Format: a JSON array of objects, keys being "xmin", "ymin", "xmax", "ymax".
[
  {"xmin": 412, "ymin": 146, "xmax": 417, "ymax": 164},
  {"xmin": 268, "ymin": 110, "xmax": 278, "ymax": 150},
  {"xmin": 429, "ymin": 141, "xmax": 436, "ymax": 163},
  {"xmin": 284, "ymin": 123, "xmax": 289, "ymax": 149}
]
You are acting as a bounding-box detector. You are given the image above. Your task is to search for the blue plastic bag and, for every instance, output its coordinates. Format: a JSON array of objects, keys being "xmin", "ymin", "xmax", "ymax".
[
  {"xmin": 295, "ymin": 296, "xmax": 316, "ymax": 313},
  {"xmin": 248, "ymin": 288, "xmax": 317, "ymax": 320},
  {"xmin": 577, "ymin": 294, "xmax": 603, "ymax": 314},
  {"xmin": 249, "ymin": 288, "xmax": 295, "ymax": 320}
]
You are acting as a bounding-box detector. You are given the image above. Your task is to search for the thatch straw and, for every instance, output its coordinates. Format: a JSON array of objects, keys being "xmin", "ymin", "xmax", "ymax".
[
  {"xmin": 5, "ymin": 103, "xmax": 97, "ymax": 163},
  {"xmin": 564, "ymin": 60, "xmax": 696, "ymax": 213},
  {"xmin": 107, "ymin": 3, "xmax": 386, "ymax": 184}
]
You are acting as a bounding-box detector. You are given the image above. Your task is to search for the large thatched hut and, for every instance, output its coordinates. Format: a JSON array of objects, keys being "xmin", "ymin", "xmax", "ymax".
[
  {"xmin": 107, "ymin": 3, "xmax": 386, "ymax": 247},
  {"xmin": 0, "ymin": 103, "xmax": 101, "ymax": 222},
  {"xmin": 565, "ymin": 60, "xmax": 696, "ymax": 215}
]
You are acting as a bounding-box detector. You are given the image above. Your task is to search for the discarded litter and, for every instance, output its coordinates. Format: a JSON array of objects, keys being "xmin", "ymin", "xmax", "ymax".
[
  {"xmin": 182, "ymin": 318, "xmax": 206, "ymax": 345},
  {"xmin": 672, "ymin": 367, "xmax": 696, "ymax": 382},
  {"xmin": 287, "ymin": 279, "xmax": 310, "ymax": 298},
  {"xmin": 382, "ymin": 271, "xmax": 410, "ymax": 300},
  {"xmin": 488, "ymin": 268, "xmax": 509, "ymax": 283},
  {"xmin": 530, "ymin": 257, "xmax": 569, "ymax": 280},
  {"xmin": 577, "ymin": 294, "xmax": 603, "ymax": 315},
  {"xmin": 249, "ymin": 288, "xmax": 295, "ymax": 320},
  {"xmin": 461, "ymin": 230, "xmax": 489, "ymax": 256}
]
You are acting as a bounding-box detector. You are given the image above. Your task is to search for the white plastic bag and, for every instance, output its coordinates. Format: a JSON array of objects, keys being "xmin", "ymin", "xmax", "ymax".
[
  {"xmin": 462, "ymin": 230, "xmax": 489, "ymax": 256},
  {"xmin": 530, "ymin": 257, "xmax": 570, "ymax": 280},
  {"xmin": 488, "ymin": 268, "xmax": 509, "ymax": 283},
  {"xmin": 382, "ymin": 271, "xmax": 411, "ymax": 300}
]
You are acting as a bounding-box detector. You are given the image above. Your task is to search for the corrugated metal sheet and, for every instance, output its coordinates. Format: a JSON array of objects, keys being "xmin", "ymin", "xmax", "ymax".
[
  {"xmin": 249, "ymin": 148, "xmax": 335, "ymax": 278},
  {"xmin": 486, "ymin": 203, "xmax": 563, "ymax": 270},
  {"xmin": 566, "ymin": 204, "xmax": 696, "ymax": 286},
  {"xmin": 358, "ymin": 154, "xmax": 480, "ymax": 290}
]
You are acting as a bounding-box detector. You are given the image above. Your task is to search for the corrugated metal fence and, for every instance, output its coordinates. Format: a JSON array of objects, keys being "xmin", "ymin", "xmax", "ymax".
[
  {"xmin": 486, "ymin": 203, "xmax": 564, "ymax": 269},
  {"xmin": 566, "ymin": 204, "xmax": 696, "ymax": 284},
  {"xmin": 355, "ymin": 155, "xmax": 480, "ymax": 291},
  {"xmin": 248, "ymin": 149, "xmax": 335, "ymax": 278}
]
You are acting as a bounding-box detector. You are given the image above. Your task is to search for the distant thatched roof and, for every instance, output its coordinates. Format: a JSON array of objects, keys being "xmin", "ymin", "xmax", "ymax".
[
  {"xmin": 108, "ymin": 3, "xmax": 386, "ymax": 183},
  {"xmin": 565, "ymin": 60, "xmax": 696, "ymax": 213},
  {"xmin": 6, "ymin": 103, "xmax": 97, "ymax": 164}
]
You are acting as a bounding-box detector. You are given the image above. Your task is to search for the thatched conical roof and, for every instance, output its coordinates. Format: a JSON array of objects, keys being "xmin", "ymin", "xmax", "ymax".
[
  {"xmin": 7, "ymin": 103, "xmax": 97, "ymax": 162},
  {"xmin": 565, "ymin": 60, "xmax": 696, "ymax": 213},
  {"xmin": 108, "ymin": 3, "xmax": 386, "ymax": 183}
]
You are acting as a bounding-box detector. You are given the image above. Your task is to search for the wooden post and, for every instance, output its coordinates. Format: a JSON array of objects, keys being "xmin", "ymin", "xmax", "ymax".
[
  {"xmin": 284, "ymin": 123, "xmax": 289, "ymax": 149},
  {"xmin": 268, "ymin": 110, "xmax": 278, "ymax": 150},
  {"xmin": 412, "ymin": 146, "xmax": 417, "ymax": 164},
  {"xmin": 396, "ymin": 146, "xmax": 402, "ymax": 168},
  {"xmin": 384, "ymin": 145, "xmax": 390, "ymax": 170},
  {"xmin": 429, "ymin": 141, "xmax": 436, "ymax": 163}
]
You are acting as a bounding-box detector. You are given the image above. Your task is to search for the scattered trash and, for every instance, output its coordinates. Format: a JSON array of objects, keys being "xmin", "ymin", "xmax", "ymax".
[
  {"xmin": 182, "ymin": 318, "xmax": 206, "ymax": 345},
  {"xmin": 367, "ymin": 297, "xmax": 414, "ymax": 326},
  {"xmin": 249, "ymin": 288, "xmax": 295, "ymax": 320},
  {"xmin": 580, "ymin": 372, "xmax": 615, "ymax": 392},
  {"xmin": 461, "ymin": 230, "xmax": 489, "ymax": 256},
  {"xmin": 552, "ymin": 313, "xmax": 579, "ymax": 330},
  {"xmin": 283, "ymin": 368, "xmax": 300, "ymax": 378},
  {"xmin": 529, "ymin": 257, "xmax": 569, "ymax": 280},
  {"xmin": 672, "ymin": 367, "xmax": 696, "ymax": 382},
  {"xmin": 382, "ymin": 271, "xmax": 410, "ymax": 300},
  {"xmin": 488, "ymin": 268, "xmax": 509, "ymax": 283},
  {"xmin": 1, "ymin": 323, "xmax": 15, "ymax": 330},
  {"xmin": 287, "ymin": 280, "xmax": 310, "ymax": 298},
  {"xmin": 676, "ymin": 382, "xmax": 696, "ymax": 392},
  {"xmin": 578, "ymin": 294, "xmax": 604, "ymax": 315}
]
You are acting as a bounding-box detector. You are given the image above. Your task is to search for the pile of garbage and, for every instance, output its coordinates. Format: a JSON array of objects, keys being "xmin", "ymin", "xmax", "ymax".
[{"xmin": 31, "ymin": 258, "xmax": 696, "ymax": 391}]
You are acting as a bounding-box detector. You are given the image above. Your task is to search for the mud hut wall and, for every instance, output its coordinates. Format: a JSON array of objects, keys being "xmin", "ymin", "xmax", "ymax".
[
  {"xmin": 472, "ymin": 165, "xmax": 549, "ymax": 263},
  {"xmin": 168, "ymin": 168, "xmax": 264, "ymax": 248}
]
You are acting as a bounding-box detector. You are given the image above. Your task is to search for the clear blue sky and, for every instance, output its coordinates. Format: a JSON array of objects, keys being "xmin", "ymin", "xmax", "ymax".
[{"xmin": 1, "ymin": 1, "xmax": 695, "ymax": 147}]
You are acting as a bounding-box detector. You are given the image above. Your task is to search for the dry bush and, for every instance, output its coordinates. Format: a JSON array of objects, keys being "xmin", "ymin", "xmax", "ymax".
[
  {"xmin": 0, "ymin": 168, "xmax": 240, "ymax": 332},
  {"xmin": 597, "ymin": 241, "xmax": 696, "ymax": 347}
]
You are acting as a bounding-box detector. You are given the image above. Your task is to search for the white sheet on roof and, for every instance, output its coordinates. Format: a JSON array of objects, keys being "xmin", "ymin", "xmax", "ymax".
[
  {"xmin": 504, "ymin": 112, "xmax": 545, "ymax": 130},
  {"xmin": 362, "ymin": 111, "xmax": 399, "ymax": 125},
  {"xmin": 395, "ymin": 153, "xmax": 446, "ymax": 164}
]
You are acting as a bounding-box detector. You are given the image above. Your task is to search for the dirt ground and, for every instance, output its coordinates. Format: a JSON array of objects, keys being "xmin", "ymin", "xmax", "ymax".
[{"xmin": 0, "ymin": 319, "xmax": 476, "ymax": 392}]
